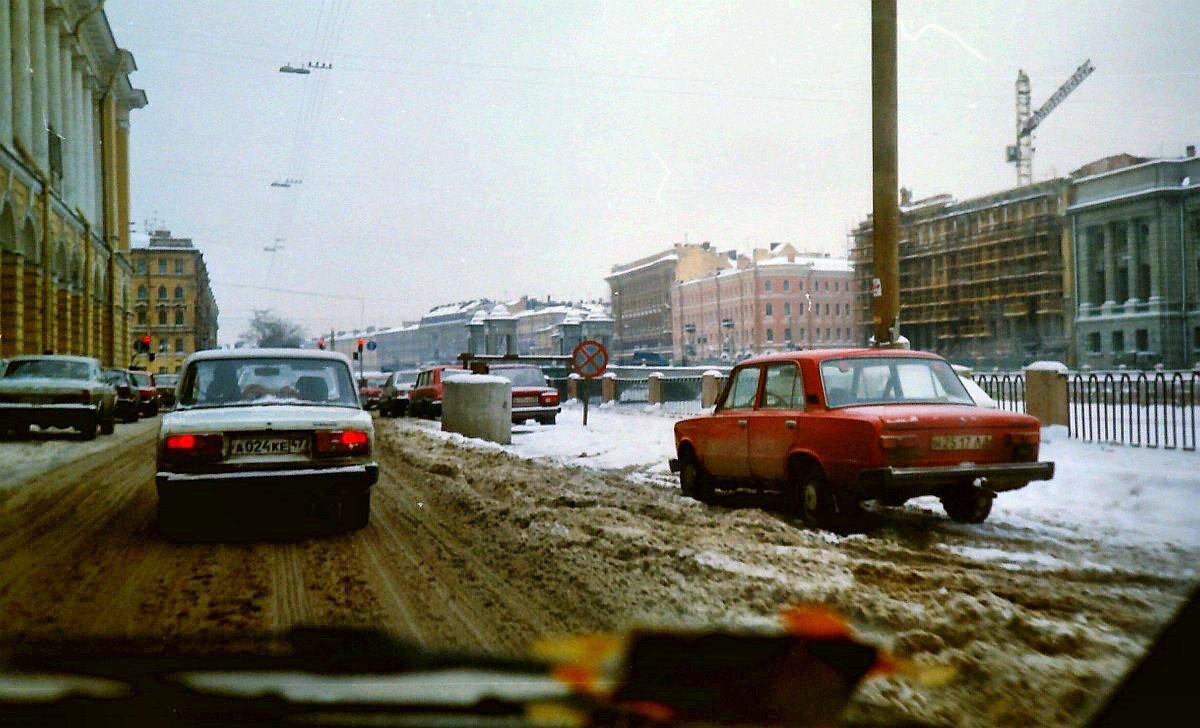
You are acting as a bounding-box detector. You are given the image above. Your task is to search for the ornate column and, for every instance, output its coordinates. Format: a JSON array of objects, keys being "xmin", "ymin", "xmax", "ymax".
[
  {"xmin": 72, "ymin": 57, "xmax": 87, "ymax": 216},
  {"xmin": 11, "ymin": 0, "xmax": 33, "ymax": 154},
  {"xmin": 58, "ymin": 28, "xmax": 74, "ymax": 204},
  {"xmin": 0, "ymin": 0, "xmax": 13, "ymax": 146},
  {"xmin": 45, "ymin": 6, "xmax": 62, "ymax": 181},
  {"xmin": 1148, "ymin": 205, "xmax": 1164, "ymax": 309},
  {"xmin": 30, "ymin": 0, "xmax": 48, "ymax": 168},
  {"xmin": 1103, "ymin": 223, "xmax": 1117, "ymax": 307},
  {"xmin": 1127, "ymin": 218, "xmax": 1141, "ymax": 303},
  {"xmin": 86, "ymin": 79, "xmax": 101, "ymax": 226}
]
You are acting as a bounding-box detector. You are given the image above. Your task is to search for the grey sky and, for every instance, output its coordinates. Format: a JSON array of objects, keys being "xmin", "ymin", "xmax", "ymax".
[{"xmin": 104, "ymin": 1, "xmax": 1199, "ymax": 345}]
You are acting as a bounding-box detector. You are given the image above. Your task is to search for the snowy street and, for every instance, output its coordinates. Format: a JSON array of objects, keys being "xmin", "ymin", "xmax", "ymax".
[{"xmin": 2, "ymin": 402, "xmax": 1196, "ymax": 726}]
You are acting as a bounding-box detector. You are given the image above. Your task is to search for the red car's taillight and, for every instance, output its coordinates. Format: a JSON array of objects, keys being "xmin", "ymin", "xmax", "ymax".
[
  {"xmin": 315, "ymin": 430, "xmax": 370, "ymax": 457},
  {"xmin": 879, "ymin": 434, "xmax": 918, "ymax": 450},
  {"xmin": 162, "ymin": 433, "xmax": 224, "ymax": 462},
  {"xmin": 539, "ymin": 391, "xmax": 559, "ymax": 406}
]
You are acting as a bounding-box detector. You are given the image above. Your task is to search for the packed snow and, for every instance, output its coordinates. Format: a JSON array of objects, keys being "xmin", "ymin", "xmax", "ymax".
[{"xmin": 410, "ymin": 406, "xmax": 1200, "ymax": 554}]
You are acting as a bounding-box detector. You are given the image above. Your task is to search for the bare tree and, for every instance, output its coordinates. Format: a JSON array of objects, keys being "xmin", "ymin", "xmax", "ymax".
[{"xmin": 238, "ymin": 309, "xmax": 306, "ymax": 348}]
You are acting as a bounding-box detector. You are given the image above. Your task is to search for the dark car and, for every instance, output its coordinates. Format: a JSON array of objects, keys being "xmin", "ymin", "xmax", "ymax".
[
  {"xmin": 103, "ymin": 369, "xmax": 141, "ymax": 423},
  {"xmin": 0, "ymin": 355, "xmax": 117, "ymax": 439},
  {"xmin": 129, "ymin": 369, "xmax": 160, "ymax": 417},
  {"xmin": 378, "ymin": 370, "xmax": 418, "ymax": 417},
  {"xmin": 155, "ymin": 373, "xmax": 179, "ymax": 410}
]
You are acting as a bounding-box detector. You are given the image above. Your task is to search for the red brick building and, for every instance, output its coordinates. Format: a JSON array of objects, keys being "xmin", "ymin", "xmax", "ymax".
[{"xmin": 671, "ymin": 244, "xmax": 860, "ymax": 363}]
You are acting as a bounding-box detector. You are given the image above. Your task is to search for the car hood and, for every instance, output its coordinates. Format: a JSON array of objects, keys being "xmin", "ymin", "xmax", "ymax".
[
  {"xmin": 0, "ymin": 377, "xmax": 101, "ymax": 394},
  {"xmin": 839, "ymin": 403, "xmax": 1038, "ymax": 430},
  {"xmin": 163, "ymin": 404, "xmax": 372, "ymax": 434}
]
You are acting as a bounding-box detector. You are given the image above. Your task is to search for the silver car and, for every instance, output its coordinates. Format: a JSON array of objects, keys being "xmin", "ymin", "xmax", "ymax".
[{"xmin": 0, "ymin": 355, "xmax": 117, "ymax": 439}]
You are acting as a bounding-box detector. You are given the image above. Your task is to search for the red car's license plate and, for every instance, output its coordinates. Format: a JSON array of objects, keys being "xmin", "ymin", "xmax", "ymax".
[{"xmin": 931, "ymin": 434, "xmax": 992, "ymax": 451}]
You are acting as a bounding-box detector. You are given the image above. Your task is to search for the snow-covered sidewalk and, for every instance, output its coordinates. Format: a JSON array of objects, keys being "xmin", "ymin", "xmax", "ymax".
[{"xmin": 402, "ymin": 404, "xmax": 1200, "ymax": 556}]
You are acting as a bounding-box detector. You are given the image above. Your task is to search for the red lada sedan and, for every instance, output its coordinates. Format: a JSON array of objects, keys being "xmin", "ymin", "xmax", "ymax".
[
  {"xmin": 489, "ymin": 364, "xmax": 560, "ymax": 425},
  {"xmin": 669, "ymin": 349, "xmax": 1053, "ymax": 527}
]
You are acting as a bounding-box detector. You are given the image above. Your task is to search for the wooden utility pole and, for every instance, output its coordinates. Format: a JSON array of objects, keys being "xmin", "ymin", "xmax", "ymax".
[{"xmin": 871, "ymin": 0, "xmax": 901, "ymax": 346}]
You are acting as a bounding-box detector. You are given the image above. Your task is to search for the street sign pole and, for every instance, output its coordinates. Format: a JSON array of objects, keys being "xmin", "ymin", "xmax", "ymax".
[{"xmin": 572, "ymin": 340, "xmax": 608, "ymax": 428}]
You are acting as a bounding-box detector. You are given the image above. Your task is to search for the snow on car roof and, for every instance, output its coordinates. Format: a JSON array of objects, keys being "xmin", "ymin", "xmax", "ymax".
[
  {"xmin": 6, "ymin": 354, "xmax": 99, "ymax": 364},
  {"xmin": 736, "ymin": 348, "xmax": 943, "ymax": 365},
  {"xmin": 185, "ymin": 348, "xmax": 352, "ymax": 364}
]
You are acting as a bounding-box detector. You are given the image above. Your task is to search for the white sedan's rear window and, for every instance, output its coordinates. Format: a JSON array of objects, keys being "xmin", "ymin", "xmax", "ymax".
[{"xmin": 178, "ymin": 358, "xmax": 359, "ymax": 408}]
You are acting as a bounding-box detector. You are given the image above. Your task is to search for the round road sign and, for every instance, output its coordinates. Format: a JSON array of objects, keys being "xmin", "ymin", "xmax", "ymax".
[
  {"xmin": 366, "ymin": 340, "xmax": 378, "ymax": 351},
  {"xmin": 572, "ymin": 340, "xmax": 608, "ymax": 379}
]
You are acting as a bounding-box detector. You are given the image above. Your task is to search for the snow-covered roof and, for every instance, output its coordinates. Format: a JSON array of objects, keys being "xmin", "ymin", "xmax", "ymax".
[
  {"xmin": 425, "ymin": 299, "xmax": 490, "ymax": 317},
  {"xmin": 607, "ymin": 253, "xmax": 678, "ymax": 278},
  {"xmin": 757, "ymin": 255, "xmax": 853, "ymax": 272}
]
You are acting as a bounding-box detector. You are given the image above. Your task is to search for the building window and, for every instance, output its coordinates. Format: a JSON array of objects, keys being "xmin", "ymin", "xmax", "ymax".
[
  {"xmin": 1112, "ymin": 330, "xmax": 1125, "ymax": 353},
  {"xmin": 158, "ymin": 259, "xmax": 167, "ymax": 274},
  {"xmin": 765, "ymin": 303, "xmax": 773, "ymax": 316},
  {"xmin": 783, "ymin": 280, "xmax": 790, "ymax": 291},
  {"xmin": 826, "ymin": 327, "xmax": 831, "ymax": 340},
  {"xmin": 157, "ymin": 285, "xmax": 167, "ymax": 300},
  {"xmin": 175, "ymin": 338, "xmax": 184, "ymax": 353},
  {"xmin": 174, "ymin": 309, "xmax": 184, "ymax": 325},
  {"xmin": 1087, "ymin": 332, "xmax": 1102, "ymax": 353},
  {"xmin": 824, "ymin": 281, "xmax": 829, "ymax": 291},
  {"xmin": 784, "ymin": 302, "xmax": 791, "ymax": 316},
  {"xmin": 174, "ymin": 286, "xmax": 184, "ymax": 299},
  {"xmin": 158, "ymin": 309, "xmax": 167, "ymax": 325},
  {"xmin": 175, "ymin": 259, "xmax": 185, "ymax": 274},
  {"xmin": 1194, "ymin": 327, "xmax": 1200, "ymax": 351},
  {"xmin": 765, "ymin": 280, "xmax": 773, "ymax": 292},
  {"xmin": 798, "ymin": 281, "xmax": 804, "ymax": 291},
  {"xmin": 784, "ymin": 327, "xmax": 792, "ymax": 341},
  {"xmin": 137, "ymin": 258, "xmax": 147, "ymax": 274},
  {"xmin": 824, "ymin": 303, "xmax": 831, "ymax": 316},
  {"xmin": 766, "ymin": 329, "xmax": 774, "ymax": 342},
  {"xmin": 137, "ymin": 285, "xmax": 147, "ymax": 299},
  {"xmin": 834, "ymin": 281, "xmax": 840, "ymax": 292},
  {"xmin": 137, "ymin": 310, "xmax": 147, "ymax": 325},
  {"xmin": 1135, "ymin": 329, "xmax": 1149, "ymax": 352}
]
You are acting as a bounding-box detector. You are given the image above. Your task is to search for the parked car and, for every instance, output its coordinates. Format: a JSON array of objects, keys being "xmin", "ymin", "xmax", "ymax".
[
  {"xmin": 669, "ymin": 349, "xmax": 1054, "ymax": 527},
  {"xmin": 129, "ymin": 369, "xmax": 160, "ymax": 417},
  {"xmin": 357, "ymin": 373, "xmax": 389, "ymax": 410},
  {"xmin": 618, "ymin": 350, "xmax": 670, "ymax": 367},
  {"xmin": 156, "ymin": 348, "xmax": 378, "ymax": 539},
  {"xmin": 378, "ymin": 370, "xmax": 418, "ymax": 417},
  {"xmin": 407, "ymin": 365, "xmax": 462, "ymax": 419},
  {"xmin": 0, "ymin": 355, "xmax": 117, "ymax": 439},
  {"xmin": 489, "ymin": 364, "xmax": 561, "ymax": 425},
  {"xmin": 155, "ymin": 373, "xmax": 179, "ymax": 410},
  {"xmin": 103, "ymin": 368, "xmax": 141, "ymax": 423}
]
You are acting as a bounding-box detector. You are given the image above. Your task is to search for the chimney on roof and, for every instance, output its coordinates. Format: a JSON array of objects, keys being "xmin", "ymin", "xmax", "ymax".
[
  {"xmin": 1188, "ymin": 145, "xmax": 1196, "ymax": 158},
  {"xmin": 900, "ymin": 187, "xmax": 913, "ymax": 206}
]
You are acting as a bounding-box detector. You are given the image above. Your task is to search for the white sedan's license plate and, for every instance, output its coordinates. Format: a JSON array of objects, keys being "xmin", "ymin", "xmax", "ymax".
[
  {"xmin": 230, "ymin": 437, "xmax": 309, "ymax": 455},
  {"xmin": 931, "ymin": 434, "xmax": 992, "ymax": 451}
]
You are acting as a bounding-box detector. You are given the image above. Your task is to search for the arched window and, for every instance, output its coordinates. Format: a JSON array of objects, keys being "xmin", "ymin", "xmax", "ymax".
[
  {"xmin": 137, "ymin": 285, "xmax": 147, "ymax": 299},
  {"xmin": 174, "ymin": 308, "xmax": 184, "ymax": 325},
  {"xmin": 157, "ymin": 285, "xmax": 167, "ymax": 300},
  {"xmin": 174, "ymin": 286, "xmax": 184, "ymax": 299}
]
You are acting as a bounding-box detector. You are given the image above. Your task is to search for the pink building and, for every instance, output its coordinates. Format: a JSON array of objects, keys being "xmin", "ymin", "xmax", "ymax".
[{"xmin": 671, "ymin": 245, "xmax": 861, "ymax": 363}]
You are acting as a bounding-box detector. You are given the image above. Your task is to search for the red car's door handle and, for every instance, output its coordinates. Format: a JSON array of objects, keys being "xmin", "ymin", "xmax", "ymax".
[
  {"xmin": 737, "ymin": 419, "xmax": 748, "ymax": 428},
  {"xmin": 785, "ymin": 420, "xmax": 797, "ymax": 429}
]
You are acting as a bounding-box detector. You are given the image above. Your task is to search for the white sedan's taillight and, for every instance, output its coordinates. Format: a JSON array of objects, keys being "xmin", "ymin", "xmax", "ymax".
[
  {"xmin": 539, "ymin": 392, "xmax": 559, "ymax": 406},
  {"xmin": 315, "ymin": 430, "xmax": 370, "ymax": 457},
  {"xmin": 162, "ymin": 433, "xmax": 224, "ymax": 462}
]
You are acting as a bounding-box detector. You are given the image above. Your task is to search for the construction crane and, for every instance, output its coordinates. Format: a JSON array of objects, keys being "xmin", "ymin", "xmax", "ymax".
[{"xmin": 1006, "ymin": 59, "xmax": 1095, "ymax": 186}]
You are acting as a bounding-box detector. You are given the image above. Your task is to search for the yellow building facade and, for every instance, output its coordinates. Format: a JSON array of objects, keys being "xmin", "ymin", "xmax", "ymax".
[
  {"xmin": 130, "ymin": 231, "xmax": 218, "ymax": 374},
  {"xmin": 0, "ymin": 1, "xmax": 146, "ymax": 365}
]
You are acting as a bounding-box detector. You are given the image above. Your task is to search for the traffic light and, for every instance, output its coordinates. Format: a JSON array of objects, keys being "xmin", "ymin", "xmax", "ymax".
[
  {"xmin": 356, "ymin": 338, "xmax": 365, "ymax": 353},
  {"xmin": 317, "ymin": 337, "xmax": 326, "ymax": 350},
  {"xmin": 134, "ymin": 335, "xmax": 152, "ymax": 354}
]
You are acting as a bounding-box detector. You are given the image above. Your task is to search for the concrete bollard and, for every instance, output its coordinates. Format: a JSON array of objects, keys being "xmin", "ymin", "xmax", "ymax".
[
  {"xmin": 441, "ymin": 373, "xmax": 512, "ymax": 444},
  {"xmin": 648, "ymin": 372, "xmax": 664, "ymax": 405},
  {"xmin": 1023, "ymin": 361, "xmax": 1069, "ymax": 427},
  {"xmin": 701, "ymin": 370, "xmax": 724, "ymax": 408},
  {"xmin": 601, "ymin": 372, "xmax": 617, "ymax": 403},
  {"xmin": 567, "ymin": 373, "xmax": 579, "ymax": 401}
]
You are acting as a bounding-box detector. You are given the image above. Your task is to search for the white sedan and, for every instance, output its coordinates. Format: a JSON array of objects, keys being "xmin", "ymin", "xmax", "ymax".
[{"xmin": 155, "ymin": 348, "xmax": 378, "ymax": 539}]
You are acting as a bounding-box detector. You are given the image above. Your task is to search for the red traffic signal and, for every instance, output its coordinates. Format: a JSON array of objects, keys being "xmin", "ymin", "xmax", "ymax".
[
  {"xmin": 317, "ymin": 337, "xmax": 326, "ymax": 350},
  {"xmin": 141, "ymin": 335, "xmax": 152, "ymax": 345},
  {"xmin": 356, "ymin": 338, "xmax": 365, "ymax": 351}
]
